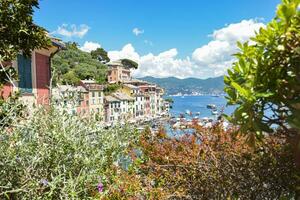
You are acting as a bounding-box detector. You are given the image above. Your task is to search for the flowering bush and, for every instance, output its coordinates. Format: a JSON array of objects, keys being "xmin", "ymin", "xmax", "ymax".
[
  {"xmin": 105, "ymin": 125, "xmax": 300, "ymax": 199},
  {"xmin": 0, "ymin": 106, "xmax": 139, "ymax": 199}
]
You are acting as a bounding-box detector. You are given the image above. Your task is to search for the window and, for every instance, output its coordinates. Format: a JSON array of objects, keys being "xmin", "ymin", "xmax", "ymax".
[
  {"xmin": 17, "ymin": 54, "xmax": 32, "ymax": 93},
  {"xmin": 92, "ymin": 92, "xmax": 95, "ymax": 97}
]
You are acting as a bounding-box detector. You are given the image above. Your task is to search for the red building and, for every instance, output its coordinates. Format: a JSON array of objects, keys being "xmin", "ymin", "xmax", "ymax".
[{"xmin": 0, "ymin": 38, "xmax": 64, "ymax": 107}]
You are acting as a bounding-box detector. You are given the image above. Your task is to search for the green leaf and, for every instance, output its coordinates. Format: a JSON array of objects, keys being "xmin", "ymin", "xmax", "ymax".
[
  {"xmin": 255, "ymin": 92, "xmax": 274, "ymax": 98},
  {"xmin": 230, "ymin": 81, "xmax": 251, "ymax": 99}
]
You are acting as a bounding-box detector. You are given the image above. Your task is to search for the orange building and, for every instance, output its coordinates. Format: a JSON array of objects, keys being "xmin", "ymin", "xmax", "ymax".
[{"xmin": 107, "ymin": 60, "xmax": 132, "ymax": 83}]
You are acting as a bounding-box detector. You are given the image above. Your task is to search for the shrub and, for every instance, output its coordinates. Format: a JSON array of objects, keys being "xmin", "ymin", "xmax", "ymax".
[
  {"xmin": 224, "ymin": 0, "xmax": 300, "ymax": 134},
  {"xmin": 105, "ymin": 125, "xmax": 300, "ymax": 199},
  {"xmin": 0, "ymin": 106, "xmax": 139, "ymax": 199}
]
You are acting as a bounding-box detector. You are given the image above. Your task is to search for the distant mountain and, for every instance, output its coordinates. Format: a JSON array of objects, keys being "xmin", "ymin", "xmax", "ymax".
[{"xmin": 139, "ymin": 76, "xmax": 225, "ymax": 95}]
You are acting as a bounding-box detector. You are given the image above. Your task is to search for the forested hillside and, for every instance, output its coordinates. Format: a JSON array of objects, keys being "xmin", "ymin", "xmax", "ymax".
[
  {"xmin": 51, "ymin": 42, "xmax": 108, "ymax": 85},
  {"xmin": 140, "ymin": 76, "xmax": 225, "ymax": 95}
]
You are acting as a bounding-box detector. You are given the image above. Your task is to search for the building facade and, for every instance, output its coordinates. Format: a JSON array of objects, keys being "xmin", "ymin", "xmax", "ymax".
[
  {"xmin": 1, "ymin": 38, "xmax": 65, "ymax": 107},
  {"xmin": 107, "ymin": 60, "xmax": 132, "ymax": 83},
  {"xmin": 104, "ymin": 95, "xmax": 121, "ymax": 124},
  {"xmin": 79, "ymin": 80, "xmax": 105, "ymax": 120}
]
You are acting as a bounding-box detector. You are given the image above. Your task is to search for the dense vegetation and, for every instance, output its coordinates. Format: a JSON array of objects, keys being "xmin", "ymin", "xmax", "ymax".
[
  {"xmin": 0, "ymin": 106, "xmax": 139, "ymax": 199},
  {"xmin": 141, "ymin": 76, "xmax": 225, "ymax": 95},
  {"xmin": 164, "ymin": 97, "xmax": 174, "ymax": 104},
  {"xmin": 103, "ymin": 83, "xmax": 122, "ymax": 95},
  {"xmin": 224, "ymin": 0, "xmax": 300, "ymax": 136},
  {"xmin": 103, "ymin": 126, "xmax": 300, "ymax": 199},
  {"xmin": 52, "ymin": 42, "xmax": 108, "ymax": 85}
]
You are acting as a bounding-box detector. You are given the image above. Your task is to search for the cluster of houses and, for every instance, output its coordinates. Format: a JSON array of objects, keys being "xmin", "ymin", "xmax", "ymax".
[
  {"xmin": 52, "ymin": 60, "xmax": 169, "ymax": 125},
  {"xmin": 1, "ymin": 40, "xmax": 170, "ymax": 126}
]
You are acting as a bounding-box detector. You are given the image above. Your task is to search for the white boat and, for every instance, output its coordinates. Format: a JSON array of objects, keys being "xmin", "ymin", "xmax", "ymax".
[
  {"xmin": 212, "ymin": 110, "xmax": 218, "ymax": 115},
  {"xmin": 207, "ymin": 104, "xmax": 217, "ymax": 109},
  {"xmin": 185, "ymin": 109, "xmax": 192, "ymax": 115},
  {"xmin": 212, "ymin": 94, "xmax": 220, "ymax": 97}
]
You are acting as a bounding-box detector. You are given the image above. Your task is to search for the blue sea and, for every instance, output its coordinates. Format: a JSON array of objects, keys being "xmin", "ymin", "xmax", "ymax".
[{"xmin": 168, "ymin": 95, "xmax": 235, "ymax": 119}]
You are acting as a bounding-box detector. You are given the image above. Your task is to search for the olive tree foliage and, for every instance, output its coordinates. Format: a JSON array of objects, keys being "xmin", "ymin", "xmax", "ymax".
[
  {"xmin": 0, "ymin": 0, "xmax": 50, "ymax": 85},
  {"xmin": 0, "ymin": 105, "xmax": 139, "ymax": 199},
  {"xmin": 224, "ymin": 0, "xmax": 300, "ymax": 137}
]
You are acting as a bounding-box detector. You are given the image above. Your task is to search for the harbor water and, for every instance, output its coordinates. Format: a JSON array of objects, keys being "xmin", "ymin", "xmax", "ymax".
[{"xmin": 169, "ymin": 95, "xmax": 235, "ymax": 119}]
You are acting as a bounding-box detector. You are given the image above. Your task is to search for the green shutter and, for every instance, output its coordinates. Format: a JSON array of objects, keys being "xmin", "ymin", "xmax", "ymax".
[{"xmin": 17, "ymin": 54, "xmax": 32, "ymax": 93}]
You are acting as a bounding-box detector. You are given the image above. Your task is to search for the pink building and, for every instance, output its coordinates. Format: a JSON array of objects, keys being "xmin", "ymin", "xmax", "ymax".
[{"xmin": 0, "ymin": 38, "xmax": 64, "ymax": 107}]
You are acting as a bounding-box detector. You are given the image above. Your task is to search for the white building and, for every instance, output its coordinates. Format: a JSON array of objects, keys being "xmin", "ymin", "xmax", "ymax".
[
  {"xmin": 112, "ymin": 92, "xmax": 135, "ymax": 122},
  {"xmin": 104, "ymin": 95, "xmax": 121, "ymax": 124},
  {"xmin": 52, "ymin": 85, "xmax": 87, "ymax": 115}
]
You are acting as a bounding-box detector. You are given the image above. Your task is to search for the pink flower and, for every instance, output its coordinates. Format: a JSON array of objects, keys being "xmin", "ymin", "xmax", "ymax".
[{"xmin": 97, "ymin": 182, "xmax": 104, "ymax": 192}]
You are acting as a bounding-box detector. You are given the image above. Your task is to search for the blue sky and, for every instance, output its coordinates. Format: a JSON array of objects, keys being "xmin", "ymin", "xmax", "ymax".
[{"xmin": 34, "ymin": 0, "xmax": 281, "ymax": 78}]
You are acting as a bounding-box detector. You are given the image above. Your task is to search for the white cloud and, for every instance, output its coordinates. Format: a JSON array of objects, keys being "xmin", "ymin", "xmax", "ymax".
[
  {"xmin": 108, "ymin": 44, "xmax": 195, "ymax": 79},
  {"xmin": 80, "ymin": 41, "xmax": 101, "ymax": 52},
  {"xmin": 212, "ymin": 19, "xmax": 264, "ymax": 43},
  {"xmin": 52, "ymin": 24, "xmax": 90, "ymax": 38},
  {"xmin": 108, "ymin": 44, "xmax": 140, "ymax": 61},
  {"xmin": 108, "ymin": 19, "xmax": 265, "ymax": 79},
  {"xmin": 132, "ymin": 28, "xmax": 144, "ymax": 36},
  {"xmin": 192, "ymin": 19, "xmax": 265, "ymax": 76}
]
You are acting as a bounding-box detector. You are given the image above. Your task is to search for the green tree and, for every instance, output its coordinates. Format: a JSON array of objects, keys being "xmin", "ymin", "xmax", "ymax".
[
  {"xmin": 164, "ymin": 97, "xmax": 174, "ymax": 104},
  {"xmin": 121, "ymin": 59, "xmax": 138, "ymax": 69},
  {"xmin": 52, "ymin": 43, "xmax": 108, "ymax": 85},
  {"xmin": 0, "ymin": 0, "xmax": 50, "ymax": 87},
  {"xmin": 91, "ymin": 48, "xmax": 110, "ymax": 63},
  {"xmin": 224, "ymin": 0, "xmax": 300, "ymax": 138},
  {"xmin": 0, "ymin": 0, "xmax": 50, "ymax": 61}
]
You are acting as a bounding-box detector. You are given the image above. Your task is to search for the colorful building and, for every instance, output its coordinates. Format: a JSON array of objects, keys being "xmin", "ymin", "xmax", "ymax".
[
  {"xmin": 52, "ymin": 85, "xmax": 87, "ymax": 116},
  {"xmin": 107, "ymin": 60, "xmax": 132, "ymax": 83},
  {"xmin": 112, "ymin": 92, "xmax": 135, "ymax": 121},
  {"xmin": 79, "ymin": 80, "xmax": 105, "ymax": 120},
  {"xmin": 0, "ymin": 38, "xmax": 65, "ymax": 107},
  {"xmin": 104, "ymin": 95, "xmax": 121, "ymax": 124}
]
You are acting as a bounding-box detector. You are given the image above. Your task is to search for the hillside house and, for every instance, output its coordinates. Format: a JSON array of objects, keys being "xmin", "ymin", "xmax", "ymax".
[{"xmin": 107, "ymin": 60, "xmax": 132, "ymax": 83}]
